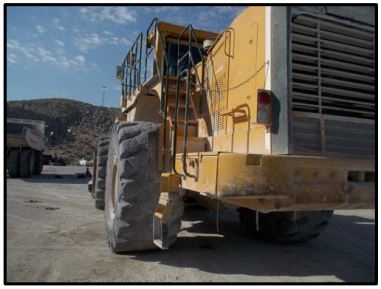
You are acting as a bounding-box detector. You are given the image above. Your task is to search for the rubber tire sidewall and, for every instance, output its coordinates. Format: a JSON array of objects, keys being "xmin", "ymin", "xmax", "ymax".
[
  {"xmin": 238, "ymin": 208, "xmax": 334, "ymax": 242},
  {"xmin": 33, "ymin": 150, "xmax": 43, "ymax": 175},
  {"xmin": 7, "ymin": 149, "xmax": 20, "ymax": 178},
  {"xmin": 104, "ymin": 122, "xmax": 161, "ymax": 253},
  {"xmin": 94, "ymin": 136, "xmax": 110, "ymax": 209},
  {"xmin": 20, "ymin": 149, "xmax": 32, "ymax": 178}
]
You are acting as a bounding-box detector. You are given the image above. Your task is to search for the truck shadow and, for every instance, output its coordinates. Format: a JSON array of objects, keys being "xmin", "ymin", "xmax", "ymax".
[
  {"xmin": 130, "ymin": 208, "xmax": 375, "ymax": 283},
  {"xmin": 9, "ymin": 174, "xmax": 91, "ymax": 185}
]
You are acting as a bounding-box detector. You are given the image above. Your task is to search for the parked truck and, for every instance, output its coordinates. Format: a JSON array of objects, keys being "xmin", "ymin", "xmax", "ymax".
[
  {"xmin": 7, "ymin": 118, "xmax": 45, "ymax": 178},
  {"xmin": 91, "ymin": 6, "xmax": 375, "ymax": 252}
]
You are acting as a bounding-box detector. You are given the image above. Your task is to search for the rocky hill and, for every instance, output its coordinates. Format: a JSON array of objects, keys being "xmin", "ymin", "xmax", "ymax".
[{"xmin": 7, "ymin": 98, "xmax": 121, "ymax": 163}]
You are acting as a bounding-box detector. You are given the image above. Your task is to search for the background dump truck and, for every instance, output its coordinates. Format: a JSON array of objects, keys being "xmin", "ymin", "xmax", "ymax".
[
  {"xmin": 91, "ymin": 6, "xmax": 375, "ymax": 253},
  {"xmin": 7, "ymin": 118, "xmax": 45, "ymax": 178}
]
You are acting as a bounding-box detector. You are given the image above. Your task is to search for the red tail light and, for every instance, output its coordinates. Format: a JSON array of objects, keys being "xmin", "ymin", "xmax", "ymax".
[
  {"xmin": 257, "ymin": 89, "xmax": 272, "ymax": 126},
  {"xmin": 258, "ymin": 90, "xmax": 271, "ymax": 105}
]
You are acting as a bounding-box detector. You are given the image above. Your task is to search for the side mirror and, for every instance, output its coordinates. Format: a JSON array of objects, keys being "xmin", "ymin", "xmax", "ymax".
[{"xmin": 116, "ymin": 66, "xmax": 123, "ymax": 80}]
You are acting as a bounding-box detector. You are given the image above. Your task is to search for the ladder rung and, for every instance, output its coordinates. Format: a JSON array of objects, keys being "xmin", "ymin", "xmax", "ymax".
[
  {"xmin": 177, "ymin": 120, "xmax": 198, "ymax": 125},
  {"xmin": 168, "ymin": 103, "xmax": 188, "ymax": 109},
  {"xmin": 164, "ymin": 87, "xmax": 187, "ymax": 94}
]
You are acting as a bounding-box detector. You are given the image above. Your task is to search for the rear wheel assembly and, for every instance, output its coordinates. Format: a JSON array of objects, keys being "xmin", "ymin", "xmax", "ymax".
[
  {"xmin": 94, "ymin": 136, "xmax": 110, "ymax": 209},
  {"xmin": 238, "ymin": 208, "xmax": 333, "ymax": 242},
  {"xmin": 7, "ymin": 149, "xmax": 20, "ymax": 178},
  {"xmin": 104, "ymin": 121, "xmax": 182, "ymax": 253},
  {"xmin": 20, "ymin": 149, "xmax": 33, "ymax": 178},
  {"xmin": 32, "ymin": 150, "xmax": 43, "ymax": 175}
]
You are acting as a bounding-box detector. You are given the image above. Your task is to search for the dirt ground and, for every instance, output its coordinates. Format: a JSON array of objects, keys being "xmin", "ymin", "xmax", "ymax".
[{"xmin": 6, "ymin": 165, "xmax": 376, "ymax": 283}]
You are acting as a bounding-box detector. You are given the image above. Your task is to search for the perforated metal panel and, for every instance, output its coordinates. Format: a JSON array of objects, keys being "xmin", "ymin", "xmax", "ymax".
[
  {"xmin": 208, "ymin": 73, "xmax": 226, "ymax": 136},
  {"xmin": 291, "ymin": 13, "xmax": 375, "ymax": 157}
]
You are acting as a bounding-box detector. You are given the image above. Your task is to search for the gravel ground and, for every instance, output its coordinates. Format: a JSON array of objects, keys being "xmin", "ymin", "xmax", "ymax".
[{"xmin": 6, "ymin": 165, "xmax": 376, "ymax": 283}]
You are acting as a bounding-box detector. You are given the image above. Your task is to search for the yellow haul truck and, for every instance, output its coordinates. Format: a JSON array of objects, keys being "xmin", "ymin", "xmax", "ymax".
[
  {"xmin": 7, "ymin": 118, "xmax": 45, "ymax": 178},
  {"xmin": 92, "ymin": 6, "xmax": 375, "ymax": 252}
]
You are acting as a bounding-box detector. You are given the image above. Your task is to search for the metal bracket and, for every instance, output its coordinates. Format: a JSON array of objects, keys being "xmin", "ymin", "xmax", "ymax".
[{"xmin": 153, "ymin": 173, "xmax": 182, "ymax": 250}]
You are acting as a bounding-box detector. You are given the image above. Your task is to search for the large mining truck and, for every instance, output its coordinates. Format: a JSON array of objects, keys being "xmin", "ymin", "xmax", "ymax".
[
  {"xmin": 92, "ymin": 6, "xmax": 375, "ymax": 252},
  {"xmin": 7, "ymin": 118, "xmax": 45, "ymax": 178}
]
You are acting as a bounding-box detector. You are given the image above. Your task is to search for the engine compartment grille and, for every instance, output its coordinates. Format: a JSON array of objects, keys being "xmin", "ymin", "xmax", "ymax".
[
  {"xmin": 290, "ymin": 13, "xmax": 375, "ymax": 158},
  {"xmin": 291, "ymin": 14, "xmax": 375, "ymax": 119}
]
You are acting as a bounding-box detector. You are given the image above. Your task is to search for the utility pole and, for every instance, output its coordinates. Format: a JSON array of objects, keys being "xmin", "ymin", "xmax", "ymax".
[{"xmin": 102, "ymin": 86, "xmax": 106, "ymax": 107}]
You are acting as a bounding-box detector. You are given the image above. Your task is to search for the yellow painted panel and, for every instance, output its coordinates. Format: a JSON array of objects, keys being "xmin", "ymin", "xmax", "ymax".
[
  {"xmin": 232, "ymin": 130, "xmax": 249, "ymax": 153},
  {"xmin": 177, "ymin": 153, "xmax": 218, "ymax": 196},
  {"xmin": 201, "ymin": 7, "xmax": 268, "ymax": 153},
  {"xmin": 248, "ymin": 127, "xmax": 267, "ymax": 154},
  {"xmin": 217, "ymin": 153, "xmax": 264, "ymax": 198},
  {"xmin": 211, "ymin": 134, "xmax": 232, "ymax": 152},
  {"xmin": 179, "ymin": 152, "xmax": 374, "ymax": 212}
]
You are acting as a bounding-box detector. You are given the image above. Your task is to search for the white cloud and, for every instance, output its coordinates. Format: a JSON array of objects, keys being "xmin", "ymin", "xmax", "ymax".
[
  {"xmin": 7, "ymin": 39, "xmax": 90, "ymax": 70},
  {"xmin": 7, "ymin": 40, "xmax": 17, "ymax": 49},
  {"xmin": 37, "ymin": 47, "xmax": 57, "ymax": 63},
  {"xmin": 74, "ymin": 55, "xmax": 86, "ymax": 63},
  {"xmin": 145, "ymin": 6, "xmax": 180, "ymax": 13},
  {"xmin": 192, "ymin": 7, "xmax": 245, "ymax": 31},
  {"xmin": 74, "ymin": 32, "xmax": 131, "ymax": 52},
  {"xmin": 74, "ymin": 33, "xmax": 102, "ymax": 52},
  {"xmin": 52, "ymin": 18, "xmax": 66, "ymax": 31},
  {"xmin": 55, "ymin": 40, "xmax": 65, "ymax": 47},
  {"xmin": 7, "ymin": 39, "xmax": 39, "ymax": 61},
  {"xmin": 215, "ymin": 7, "xmax": 237, "ymax": 13},
  {"xmin": 36, "ymin": 25, "xmax": 47, "ymax": 34},
  {"xmin": 7, "ymin": 53, "xmax": 17, "ymax": 64},
  {"xmin": 80, "ymin": 7, "xmax": 137, "ymax": 24},
  {"xmin": 56, "ymin": 54, "xmax": 88, "ymax": 70}
]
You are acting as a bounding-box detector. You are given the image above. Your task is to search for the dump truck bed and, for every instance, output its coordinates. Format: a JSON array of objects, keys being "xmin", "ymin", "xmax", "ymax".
[{"xmin": 7, "ymin": 118, "xmax": 45, "ymax": 151}]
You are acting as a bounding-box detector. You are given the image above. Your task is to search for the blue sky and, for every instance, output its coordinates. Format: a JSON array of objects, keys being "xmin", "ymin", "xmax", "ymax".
[{"xmin": 6, "ymin": 5, "xmax": 245, "ymax": 108}]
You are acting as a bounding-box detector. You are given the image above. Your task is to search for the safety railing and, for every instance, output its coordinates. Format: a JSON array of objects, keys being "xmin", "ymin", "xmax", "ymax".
[
  {"xmin": 145, "ymin": 18, "xmax": 173, "ymax": 172},
  {"xmin": 121, "ymin": 33, "xmax": 143, "ymax": 98},
  {"xmin": 172, "ymin": 25, "xmax": 205, "ymax": 178}
]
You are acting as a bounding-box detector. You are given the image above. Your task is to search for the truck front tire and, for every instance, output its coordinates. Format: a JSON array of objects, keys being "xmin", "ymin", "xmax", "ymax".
[{"xmin": 104, "ymin": 121, "xmax": 182, "ymax": 253}]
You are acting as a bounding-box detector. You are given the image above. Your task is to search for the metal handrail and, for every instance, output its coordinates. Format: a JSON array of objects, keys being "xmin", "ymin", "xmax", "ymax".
[
  {"xmin": 145, "ymin": 18, "xmax": 174, "ymax": 172},
  {"xmin": 127, "ymin": 20, "xmax": 207, "ymax": 176},
  {"xmin": 144, "ymin": 18, "xmax": 158, "ymax": 82},
  {"xmin": 121, "ymin": 33, "xmax": 143, "ymax": 98},
  {"xmin": 172, "ymin": 24, "xmax": 204, "ymax": 178}
]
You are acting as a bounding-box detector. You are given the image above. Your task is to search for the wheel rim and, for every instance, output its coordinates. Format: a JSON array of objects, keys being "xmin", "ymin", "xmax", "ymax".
[{"xmin": 108, "ymin": 153, "xmax": 118, "ymax": 220}]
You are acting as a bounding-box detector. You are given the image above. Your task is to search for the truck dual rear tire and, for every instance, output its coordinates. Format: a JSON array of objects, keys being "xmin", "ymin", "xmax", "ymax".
[
  {"xmin": 32, "ymin": 150, "xmax": 43, "ymax": 175},
  {"xmin": 94, "ymin": 136, "xmax": 110, "ymax": 210},
  {"xmin": 7, "ymin": 148, "xmax": 43, "ymax": 178},
  {"xmin": 8, "ymin": 149, "xmax": 20, "ymax": 177},
  {"xmin": 20, "ymin": 149, "xmax": 33, "ymax": 178},
  {"xmin": 104, "ymin": 121, "xmax": 182, "ymax": 253},
  {"xmin": 238, "ymin": 208, "xmax": 333, "ymax": 242}
]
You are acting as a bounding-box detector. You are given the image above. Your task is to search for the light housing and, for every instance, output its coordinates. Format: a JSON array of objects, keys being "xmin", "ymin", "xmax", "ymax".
[{"xmin": 257, "ymin": 89, "xmax": 272, "ymax": 126}]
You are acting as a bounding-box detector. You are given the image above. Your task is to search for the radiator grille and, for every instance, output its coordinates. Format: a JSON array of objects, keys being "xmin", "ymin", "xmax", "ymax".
[
  {"xmin": 291, "ymin": 13, "xmax": 375, "ymax": 157},
  {"xmin": 291, "ymin": 14, "xmax": 375, "ymax": 119}
]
